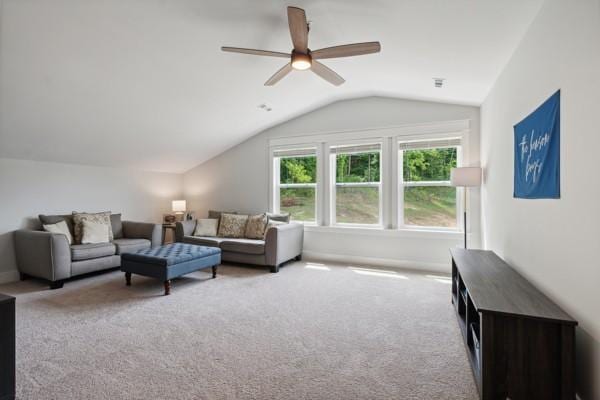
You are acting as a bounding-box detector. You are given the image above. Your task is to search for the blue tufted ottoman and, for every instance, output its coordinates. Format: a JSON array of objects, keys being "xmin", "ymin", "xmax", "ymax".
[{"xmin": 120, "ymin": 243, "xmax": 221, "ymax": 295}]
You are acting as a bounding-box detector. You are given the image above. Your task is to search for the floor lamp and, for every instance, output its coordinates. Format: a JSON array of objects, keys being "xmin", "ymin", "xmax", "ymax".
[{"xmin": 450, "ymin": 167, "xmax": 482, "ymax": 248}]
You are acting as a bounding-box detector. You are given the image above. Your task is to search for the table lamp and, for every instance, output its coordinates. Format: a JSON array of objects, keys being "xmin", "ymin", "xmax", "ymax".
[{"xmin": 172, "ymin": 200, "xmax": 186, "ymax": 220}]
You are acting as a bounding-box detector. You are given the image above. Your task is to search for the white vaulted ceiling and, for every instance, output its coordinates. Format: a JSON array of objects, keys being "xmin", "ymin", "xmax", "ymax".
[{"xmin": 0, "ymin": 0, "xmax": 543, "ymax": 172}]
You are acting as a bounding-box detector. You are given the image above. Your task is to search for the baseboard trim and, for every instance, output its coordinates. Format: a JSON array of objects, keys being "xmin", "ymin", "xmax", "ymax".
[
  {"xmin": 302, "ymin": 251, "xmax": 449, "ymax": 274},
  {"xmin": 0, "ymin": 269, "xmax": 20, "ymax": 284}
]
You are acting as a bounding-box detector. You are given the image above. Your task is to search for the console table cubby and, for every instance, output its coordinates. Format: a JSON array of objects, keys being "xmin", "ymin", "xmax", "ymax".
[{"xmin": 451, "ymin": 249, "xmax": 577, "ymax": 400}]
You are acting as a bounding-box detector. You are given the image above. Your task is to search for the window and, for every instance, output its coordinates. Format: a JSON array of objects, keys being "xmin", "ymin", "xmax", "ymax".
[
  {"xmin": 269, "ymin": 121, "xmax": 470, "ymax": 233},
  {"xmin": 331, "ymin": 143, "xmax": 381, "ymax": 225},
  {"xmin": 273, "ymin": 148, "xmax": 317, "ymax": 223},
  {"xmin": 399, "ymin": 138, "xmax": 461, "ymax": 229}
]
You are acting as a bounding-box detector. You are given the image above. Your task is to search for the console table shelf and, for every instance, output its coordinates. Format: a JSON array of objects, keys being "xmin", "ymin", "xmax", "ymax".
[{"xmin": 450, "ymin": 248, "xmax": 577, "ymax": 400}]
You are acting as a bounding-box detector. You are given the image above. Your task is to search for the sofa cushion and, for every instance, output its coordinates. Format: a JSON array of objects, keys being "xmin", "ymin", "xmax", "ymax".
[
  {"xmin": 183, "ymin": 236, "xmax": 225, "ymax": 247},
  {"xmin": 72, "ymin": 255, "xmax": 120, "ymax": 276},
  {"xmin": 267, "ymin": 212, "xmax": 290, "ymax": 223},
  {"xmin": 72, "ymin": 211, "xmax": 113, "ymax": 244},
  {"xmin": 218, "ymin": 214, "xmax": 248, "ymax": 238},
  {"xmin": 208, "ymin": 210, "xmax": 237, "ymax": 219},
  {"xmin": 71, "ymin": 243, "xmax": 116, "ymax": 261},
  {"xmin": 245, "ymin": 214, "xmax": 267, "ymax": 239},
  {"xmin": 39, "ymin": 214, "xmax": 75, "ymax": 236},
  {"xmin": 112, "ymin": 238, "xmax": 151, "ymax": 255},
  {"xmin": 220, "ymin": 238, "xmax": 265, "ymax": 255},
  {"xmin": 110, "ymin": 213, "xmax": 123, "ymax": 239}
]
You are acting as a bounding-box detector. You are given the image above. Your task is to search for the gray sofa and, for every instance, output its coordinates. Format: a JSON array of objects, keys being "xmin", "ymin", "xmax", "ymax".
[
  {"xmin": 15, "ymin": 213, "xmax": 162, "ymax": 289},
  {"xmin": 175, "ymin": 219, "xmax": 303, "ymax": 273}
]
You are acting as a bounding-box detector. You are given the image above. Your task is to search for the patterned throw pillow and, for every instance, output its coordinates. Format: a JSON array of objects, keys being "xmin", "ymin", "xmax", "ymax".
[
  {"xmin": 194, "ymin": 219, "xmax": 219, "ymax": 237},
  {"xmin": 217, "ymin": 213, "xmax": 249, "ymax": 238},
  {"xmin": 72, "ymin": 211, "xmax": 113, "ymax": 244},
  {"xmin": 245, "ymin": 214, "xmax": 267, "ymax": 239},
  {"xmin": 208, "ymin": 210, "xmax": 237, "ymax": 231},
  {"xmin": 263, "ymin": 220, "xmax": 286, "ymax": 239}
]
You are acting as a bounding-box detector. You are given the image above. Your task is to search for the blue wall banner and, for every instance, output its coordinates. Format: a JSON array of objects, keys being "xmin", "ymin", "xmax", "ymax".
[{"xmin": 514, "ymin": 90, "xmax": 560, "ymax": 199}]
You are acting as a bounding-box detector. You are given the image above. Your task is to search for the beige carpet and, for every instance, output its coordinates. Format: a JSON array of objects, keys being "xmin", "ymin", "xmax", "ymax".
[{"xmin": 0, "ymin": 261, "xmax": 478, "ymax": 400}]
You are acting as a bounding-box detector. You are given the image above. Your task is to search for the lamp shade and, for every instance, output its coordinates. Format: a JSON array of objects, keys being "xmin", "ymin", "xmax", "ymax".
[
  {"xmin": 450, "ymin": 167, "xmax": 482, "ymax": 187},
  {"xmin": 171, "ymin": 200, "xmax": 187, "ymax": 213}
]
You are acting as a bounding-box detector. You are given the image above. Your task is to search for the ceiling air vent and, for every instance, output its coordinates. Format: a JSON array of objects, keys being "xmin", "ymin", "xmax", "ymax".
[{"xmin": 433, "ymin": 78, "xmax": 445, "ymax": 88}]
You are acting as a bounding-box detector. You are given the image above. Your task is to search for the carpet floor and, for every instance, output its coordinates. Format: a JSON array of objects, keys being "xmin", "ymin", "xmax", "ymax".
[{"xmin": 0, "ymin": 261, "xmax": 478, "ymax": 400}]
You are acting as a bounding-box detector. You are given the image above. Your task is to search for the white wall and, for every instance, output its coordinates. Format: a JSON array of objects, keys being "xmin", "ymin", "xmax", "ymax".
[
  {"xmin": 0, "ymin": 158, "xmax": 183, "ymax": 282},
  {"xmin": 184, "ymin": 96, "xmax": 480, "ymax": 272},
  {"xmin": 480, "ymin": 0, "xmax": 600, "ymax": 397}
]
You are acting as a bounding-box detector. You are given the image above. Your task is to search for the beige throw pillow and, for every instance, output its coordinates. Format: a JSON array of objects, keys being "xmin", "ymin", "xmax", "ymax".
[
  {"xmin": 245, "ymin": 214, "xmax": 267, "ymax": 239},
  {"xmin": 217, "ymin": 213, "xmax": 248, "ymax": 238},
  {"xmin": 194, "ymin": 219, "xmax": 219, "ymax": 237},
  {"xmin": 42, "ymin": 220, "xmax": 73, "ymax": 244},
  {"xmin": 81, "ymin": 220, "xmax": 110, "ymax": 244},
  {"xmin": 72, "ymin": 211, "xmax": 113, "ymax": 244}
]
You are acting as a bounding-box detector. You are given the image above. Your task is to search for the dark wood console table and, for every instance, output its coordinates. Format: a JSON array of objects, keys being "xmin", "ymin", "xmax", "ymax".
[
  {"xmin": 451, "ymin": 249, "xmax": 577, "ymax": 400},
  {"xmin": 0, "ymin": 293, "xmax": 15, "ymax": 400}
]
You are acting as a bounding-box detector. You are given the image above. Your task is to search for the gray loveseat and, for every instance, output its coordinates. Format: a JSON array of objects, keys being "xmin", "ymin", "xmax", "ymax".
[
  {"xmin": 175, "ymin": 218, "xmax": 303, "ymax": 273},
  {"xmin": 15, "ymin": 213, "xmax": 162, "ymax": 289}
]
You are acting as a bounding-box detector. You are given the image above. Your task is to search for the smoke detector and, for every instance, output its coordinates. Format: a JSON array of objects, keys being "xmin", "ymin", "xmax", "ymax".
[
  {"xmin": 257, "ymin": 103, "xmax": 272, "ymax": 112},
  {"xmin": 433, "ymin": 78, "xmax": 445, "ymax": 88}
]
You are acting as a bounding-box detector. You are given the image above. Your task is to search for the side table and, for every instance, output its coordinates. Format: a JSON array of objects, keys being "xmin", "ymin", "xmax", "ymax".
[{"xmin": 162, "ymin": 224, "xmax": 176, "ymax": 245}]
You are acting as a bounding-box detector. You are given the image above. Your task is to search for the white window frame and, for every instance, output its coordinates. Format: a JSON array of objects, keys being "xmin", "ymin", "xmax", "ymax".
[
  {"xmin": 329, "ymin": 140, "xmax": 383, "ymax": 227},
  {"xmin": 270, "ymin": 145, "xmax": 319, "ymax": 224},
  {"xmin": 267, "ymin": 119, "xmax": 471, "ymax": 235},
  {"xmin": 397, "ymin": 137, "xmax": 463, "ymax": 231}
]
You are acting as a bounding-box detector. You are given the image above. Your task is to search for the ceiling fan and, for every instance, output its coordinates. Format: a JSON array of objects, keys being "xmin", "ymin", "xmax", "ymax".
[{"xmin": 221, "ymin": 6, "xmax": 381, "ymax": 86}]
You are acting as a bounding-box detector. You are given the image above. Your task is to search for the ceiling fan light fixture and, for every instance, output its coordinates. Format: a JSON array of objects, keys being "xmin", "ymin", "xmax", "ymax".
[
  {"xmin": 222, "ymin": 6, "xmax": 381, "ymax": 86},
  {"xmin": 291, "ymin": 52, "xmax": 312, "ymax": 70}
]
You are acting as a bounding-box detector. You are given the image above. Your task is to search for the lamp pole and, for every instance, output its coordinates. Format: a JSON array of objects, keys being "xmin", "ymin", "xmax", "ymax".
[{"xmin": 463, "ymin": 187, "xmax": 467, "ymax": 249}]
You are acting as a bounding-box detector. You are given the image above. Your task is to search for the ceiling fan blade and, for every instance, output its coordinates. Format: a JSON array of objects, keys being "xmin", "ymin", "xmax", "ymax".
[
  {"xmin": 312, "ymin": 42, "xmax": 381, "ymax": 60},
  {"xmin": 265, "ymin": 63, "xmax": 293, "ymax": 86},
  {"xmin": 311, "ymin": 61, "xmax": 345, "ymax": 86},
  {"xmin": 221, "ymin": 47, "xmax": 290, "ymax": 58},
  {"xmin": 287, "ymin": 7, "xmax": 308, "ymax": 53}
]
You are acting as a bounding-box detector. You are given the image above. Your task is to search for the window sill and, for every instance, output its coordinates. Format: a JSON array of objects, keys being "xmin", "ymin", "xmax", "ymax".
[{"xmin": 303, "ymin": 225, "xmax": 463, "ymax": 240}]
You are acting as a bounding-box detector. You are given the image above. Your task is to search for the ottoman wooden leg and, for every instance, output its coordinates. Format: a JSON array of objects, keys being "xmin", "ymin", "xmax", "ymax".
[
  {"xmin": 164, "ymin": 280, "xmax": 171, "ymax": 296},
  {"xmin": 125, "ymin": 272, "xmax": 131, "ymax": 286},
  {"xmin": 212, "ymin": 265, "xmax": 217, "ymax": 279}
]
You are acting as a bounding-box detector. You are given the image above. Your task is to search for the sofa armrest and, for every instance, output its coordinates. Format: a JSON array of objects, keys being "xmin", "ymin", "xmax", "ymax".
[
  {"xmin": 122, "ymin": 221, "xmax": 162, "ymax": 247},
  {"xmin": 14, "ymin": 230, "xmax": 71, "ymax": 281},
  {"xmin": 175, "ymin": 220, "xmax": 197, "ymax": 242},
  {"xmin": 265, "ymin": 222, "xmax": 304, "ymax": 267}
]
